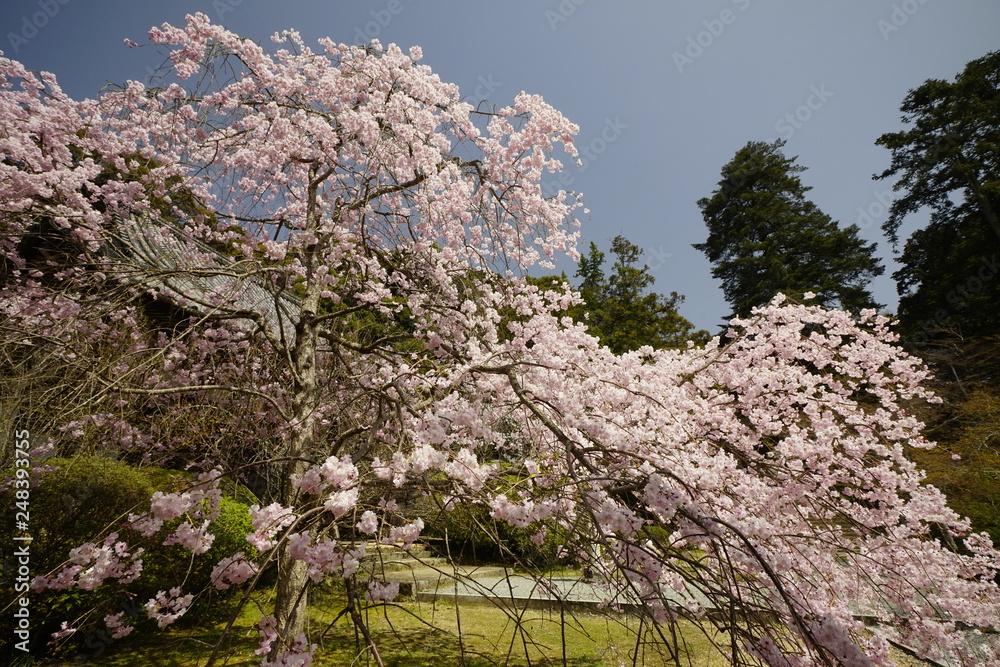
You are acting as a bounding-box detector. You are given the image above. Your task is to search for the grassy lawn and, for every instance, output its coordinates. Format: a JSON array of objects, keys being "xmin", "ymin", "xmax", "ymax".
[
  {"xmin": 306, "ymin": 598, "xmax": 729, "ymax": 666},
  {"xmin": 36, "ymin": 586, "xmax": 731, "ymax": 666}
]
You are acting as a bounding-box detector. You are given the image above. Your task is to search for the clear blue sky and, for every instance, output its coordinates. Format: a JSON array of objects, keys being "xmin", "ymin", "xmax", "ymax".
[{"xmin": 3, "ymin": 1, "xmax": 998, "ymax": 331}]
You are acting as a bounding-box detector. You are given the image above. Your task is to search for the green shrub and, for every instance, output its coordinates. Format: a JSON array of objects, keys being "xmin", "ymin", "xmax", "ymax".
[
  {"xmin": 0, "ymin": 456, "xmax": 258, "ymax": 661},
  {"xmin": 419, "ymin": 495, "xmax": 562, "ymax": 569},
  {"xmin": 139, "ymin": 494, "xmax": 259, "ymax": 623}
]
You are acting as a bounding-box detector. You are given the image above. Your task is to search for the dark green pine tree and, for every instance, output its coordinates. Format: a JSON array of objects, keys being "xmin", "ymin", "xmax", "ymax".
[
  {"xmin": 570, "ymin": 236, "xmax": 709, "ymax": 353},
  {"xmin": 875, "ymin": 50, "xmax": 1000, "ymax": 341},
  {"xmin": 695, "ymin": 140, "xmax": 884, "ymax": 320}
]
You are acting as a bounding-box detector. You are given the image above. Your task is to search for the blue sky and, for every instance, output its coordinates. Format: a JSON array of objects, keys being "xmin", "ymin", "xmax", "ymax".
[{"xmin": 3, "ymin": 1, "xmax": 998, "ymax": 331}]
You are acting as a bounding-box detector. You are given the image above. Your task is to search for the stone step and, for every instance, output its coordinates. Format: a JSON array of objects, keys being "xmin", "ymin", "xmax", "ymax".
[
  {"xmin": 360, "ymin": 542, "xmax": 434, "ymax": 560},
  {"xmin": 361, "ymin": 564, "xmax": 510, "ymax": 596},
  {"xmin": 361, "ymin": 555, "xmax": 450, "ymax": 573}
]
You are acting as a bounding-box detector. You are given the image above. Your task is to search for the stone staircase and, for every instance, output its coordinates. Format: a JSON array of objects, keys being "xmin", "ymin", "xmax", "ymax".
[{"xmin": 358, "ymin": 541, "xmax": 508, "ymax": 596}]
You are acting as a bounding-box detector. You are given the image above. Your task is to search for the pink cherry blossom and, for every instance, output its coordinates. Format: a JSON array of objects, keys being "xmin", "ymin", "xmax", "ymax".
[
  {"xmin": 163, "ymin": 521, "xmax": 215, "ymax": 554},
  {"xmin": 248, "ymin": 503, "xmax": 296, "ymax": 551},
  {"xmin": 2, "ymin": 14, "xmax": 997, "ymax": 665},
  {"xmin": 384, "ymin": 519, "xmax": 425, "ymax": 549},
  {"xmin": 356, "ymin": 510, "xmax": 379, "ymax": 535},
  {"xmin": 34, "ymin": 534, "xmax": 143, "ymax": 591},
  {"xmin": 104, "ymin": 611, "xmax": 134, "ymax": 639},
  {"xmin": 210, "ymin": 553, "xmax": 258, "ymax": 589},
  {"xmin": 145, "ymin": 587, "xmax": 194, "ymax": 628},
  {"xmin": 366, "ymin": 580, "xmax": 400, "ymax": 603}
]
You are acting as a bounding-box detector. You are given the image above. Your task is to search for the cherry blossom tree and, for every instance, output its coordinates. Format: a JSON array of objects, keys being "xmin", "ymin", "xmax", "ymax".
[{"xmin": 3, "ymin": 15, "xmax": 999, "ymax": 666}]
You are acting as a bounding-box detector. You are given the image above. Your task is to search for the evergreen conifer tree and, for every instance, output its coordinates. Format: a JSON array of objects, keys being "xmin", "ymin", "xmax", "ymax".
[{"xmin": 695, "ymin": 140, "xmax": 884, "ymax": 320}]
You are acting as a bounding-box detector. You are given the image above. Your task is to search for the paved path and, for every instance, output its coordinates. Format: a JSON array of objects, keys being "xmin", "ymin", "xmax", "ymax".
[
  {"xmin": 416, "ymin": 574, "xmax": 715, "ymax": 616},
  {"xmin": 416, "ymin": 574, "xmax": 991, "ymax": 666},
  {"xmin": 371, "ymin": 544, "xmax": 987, "ymax": 666}
]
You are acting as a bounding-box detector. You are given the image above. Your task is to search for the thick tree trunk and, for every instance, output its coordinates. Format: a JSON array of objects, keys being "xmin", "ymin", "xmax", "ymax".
[
  {"xmin": 272, "ymin": 484, "xmax": 310, "ymax": 653},
  {"xmin": 270, "ymin": 302, "xmax": 320, "ymax": 657},
  {"xmin": 269, "ymin": 167, "xmax": 327, "ymax": 660},
  {"xmin": 269, "ymin": 436, "xmax": 315, "ymax": 658}
]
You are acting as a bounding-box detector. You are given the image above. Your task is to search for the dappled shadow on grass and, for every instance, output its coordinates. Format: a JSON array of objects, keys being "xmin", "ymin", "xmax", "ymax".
[
  {"xmin": 310, "ymin": 597, "xmax": 698, "ymax": 667},
  {"xmin": 32, "ymin": 588, "xmax": 938, "ymax": 667},
  {"xmin": 315, "ymin": 618, "xmax": 604, "ymax": 667},
  {"xmin": 37, "ymin": 588, "xmax": 721, "ymax": 666},
  {"xmin": 36, "ymin": 613, "xmax": 260, "ymax": 667}
]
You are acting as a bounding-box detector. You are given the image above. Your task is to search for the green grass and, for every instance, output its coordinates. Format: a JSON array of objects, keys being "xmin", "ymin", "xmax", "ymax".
[
  {"xmin": 309, "ymin": 598, "xmax": 728, "ymax": 666},
  {"xmin": 36, "ymin": 587, "xmax": 730, "ymax": 666}
]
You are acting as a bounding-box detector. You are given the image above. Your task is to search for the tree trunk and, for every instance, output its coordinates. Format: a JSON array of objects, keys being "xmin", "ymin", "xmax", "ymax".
[
  {"xmin": 269, "ymin": 166, "xmax": 327, "ymax": 659},
  {"xmin": 270, "ymin": 307, "xmax": 319, "ymax": 657},
  {"xmin": 269, "ymin": 428, "xmax": 315, "ymax": 658},
  {"xmin": 272, "ymin": 514, "xmax": 310, "ymax": 654}
]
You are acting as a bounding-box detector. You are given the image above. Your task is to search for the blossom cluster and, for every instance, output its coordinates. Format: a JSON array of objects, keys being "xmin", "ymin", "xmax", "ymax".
[
  {"xmin": 210, "ymin": 552, "xmax": 259, "ymax": 589},
  {"xmin": 366, "ymin": 580, "xmax": 400, "ymax": 603},
  {"xmin": 256, "ymin": 617, "xmax": 315, "ymax": 667},
  {"xmin": 127, "ymin": 469, "xmax": 223, "ymax": 555},
  {"xmin": 103, "ymin": 611, "xmax": 134, "ymax": 640},
  {"xmin": 287, "ymin": 533, "xmax": 366, "ymax": 582},
  {"xmin": 3, "ymin": 12, "xmax": 999, "ymax": 665},
  {"xmin": 145, "ymin": 587, "xmax": 195, "ymax": 628},
  {"xmin": 248, "ymin": 502, "xmax": 297, "ymax": 551},
  {"xmin": 32, "ymin": 533, "xmax": 143, "ymax": 592}
]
